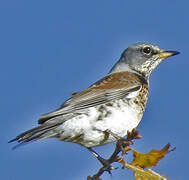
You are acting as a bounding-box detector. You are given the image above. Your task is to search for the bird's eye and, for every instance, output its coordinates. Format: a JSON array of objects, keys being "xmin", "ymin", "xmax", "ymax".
[{"xmin": 143, "ymin": 46, "xmax": 152, "ymax": 55}]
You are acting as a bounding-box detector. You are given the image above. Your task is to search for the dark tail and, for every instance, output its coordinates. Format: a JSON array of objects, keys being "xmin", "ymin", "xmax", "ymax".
[{"xmin": 9, "ymin": 122, "xmax": 62, "ymax": 149}]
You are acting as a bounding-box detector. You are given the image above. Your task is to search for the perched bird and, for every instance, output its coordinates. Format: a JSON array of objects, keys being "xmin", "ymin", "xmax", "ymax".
[{"xmin": 9, "ymin": 42, "xmax": 179, "ymax": 150}]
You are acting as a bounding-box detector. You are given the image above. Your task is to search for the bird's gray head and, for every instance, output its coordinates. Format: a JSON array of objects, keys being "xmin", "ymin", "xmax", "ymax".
[{"xmin": 110, "ymin": 42, "xmax": 179, "ymax": 78}]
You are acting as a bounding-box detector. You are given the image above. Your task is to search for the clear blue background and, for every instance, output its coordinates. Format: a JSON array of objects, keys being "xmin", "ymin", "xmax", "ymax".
[{"xmin": 1, "ymin": 0, "xmax": 188, "ymax": 179}]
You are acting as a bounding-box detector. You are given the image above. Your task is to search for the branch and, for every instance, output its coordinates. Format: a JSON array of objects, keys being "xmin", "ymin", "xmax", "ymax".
[{"xmin": 87, "ymin": 129, "xmax": 141, "ymax": 180}]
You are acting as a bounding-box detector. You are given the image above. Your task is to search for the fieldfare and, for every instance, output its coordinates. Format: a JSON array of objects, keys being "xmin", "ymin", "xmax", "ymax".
[{"xmin": 10, "ymin": 42, "xmax": 179, "ymax": 152}]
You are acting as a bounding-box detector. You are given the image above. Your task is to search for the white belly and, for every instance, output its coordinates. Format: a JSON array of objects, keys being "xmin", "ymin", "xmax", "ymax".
[{"xmin": 56, "ymin": 99, "xmax": 142, "ymax": 147}]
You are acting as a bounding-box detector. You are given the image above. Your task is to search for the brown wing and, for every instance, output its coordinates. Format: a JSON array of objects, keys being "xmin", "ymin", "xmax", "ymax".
[{"xmin": 38, "ymin": 72, "xmax": 144, "ymax": 124}]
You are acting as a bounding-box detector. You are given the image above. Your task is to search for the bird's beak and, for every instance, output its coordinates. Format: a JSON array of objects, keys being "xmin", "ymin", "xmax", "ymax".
[{"xmin": 157, "ymin": 51, "xmax": 180, "ymax": 59}]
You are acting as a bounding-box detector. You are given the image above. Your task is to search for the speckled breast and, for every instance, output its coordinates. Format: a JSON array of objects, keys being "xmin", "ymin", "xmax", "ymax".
[{"xmin": 132, "ymin": 83, "xmax": 149, "ymax": 119}]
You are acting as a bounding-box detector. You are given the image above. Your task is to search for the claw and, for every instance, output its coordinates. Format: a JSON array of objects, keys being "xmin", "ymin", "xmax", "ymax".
[{"xmin": 102, "ymin": 165, "xmax": 114, "ymax": 175}]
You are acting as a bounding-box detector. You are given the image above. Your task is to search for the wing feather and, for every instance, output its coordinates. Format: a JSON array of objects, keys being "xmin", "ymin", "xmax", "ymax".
[{"xmin": 38, "ymin": 72, "xmax": 145, "ymax": 124}]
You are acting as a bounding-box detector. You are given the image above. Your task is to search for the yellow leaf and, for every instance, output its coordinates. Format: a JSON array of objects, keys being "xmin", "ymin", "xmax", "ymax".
[
  {"xmin": 130, "ymin": 143, "xmax": 175, "ymax": 168},
  {"xmin": 134, "ymin": 168, "xmax": 170, "ymax": 180},
  {"xmin": 117, "ymin": 158, "xmax": 170, "ymax": 180}
]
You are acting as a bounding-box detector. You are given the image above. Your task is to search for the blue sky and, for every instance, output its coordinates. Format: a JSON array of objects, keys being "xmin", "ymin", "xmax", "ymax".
[{"xmin": 1, "ymin": 0, "xmax": 188, "ymax": 179}]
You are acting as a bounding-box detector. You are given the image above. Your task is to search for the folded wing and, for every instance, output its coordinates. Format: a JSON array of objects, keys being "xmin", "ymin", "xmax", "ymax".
[{"xmin": 38, "ymin": 72, "xmax": 144, "ymax": 124}]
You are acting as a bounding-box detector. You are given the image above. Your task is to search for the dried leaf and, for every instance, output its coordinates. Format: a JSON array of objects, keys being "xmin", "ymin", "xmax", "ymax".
[
  {"xmin": 131, "ymin": 143, "xmax": 175, "ymax": 168},
  {"xmin": 134, "ymin": 168, "xmax": 170, "ymax": 180},
  {"xmin": 117, "ymin": 158, "xmax": 169, "ymax": 180}
]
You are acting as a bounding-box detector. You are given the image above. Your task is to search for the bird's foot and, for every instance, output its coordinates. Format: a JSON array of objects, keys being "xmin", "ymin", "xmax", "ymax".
[
  {"xmin": 87, "ymin": 129, "xmax": 141, "ymax": 179},
  {"xmin": 88, "ymin": 147, "xmax": 117, "ymax": 175}
]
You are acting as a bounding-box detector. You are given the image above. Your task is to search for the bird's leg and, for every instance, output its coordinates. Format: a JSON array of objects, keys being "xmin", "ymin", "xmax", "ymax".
[
  {"xmin": 87, "ymin": 129, "xmax": 134, "ymax": 171},
  {"xmin": 88, "ymin": 147, "xmax": 116, "ymax": 175},
  {"xmin": 105, "ymin": 130, "xmax": 130, "ymax": 153},
  {"xmin": 106, "ymin": 129, "xmax": 141, "ymax": 155}
]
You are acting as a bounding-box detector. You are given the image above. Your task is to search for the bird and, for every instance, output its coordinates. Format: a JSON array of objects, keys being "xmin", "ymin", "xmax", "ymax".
[{"xmin": 9, "ymin": 42, "xmax": 179, "ymax": 152}]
